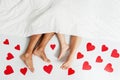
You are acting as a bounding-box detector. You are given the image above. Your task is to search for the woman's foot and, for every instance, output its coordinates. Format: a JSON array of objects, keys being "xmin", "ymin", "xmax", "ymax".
[
  {"xmin": 60, "ymin": 54, "xmax": 74, "ymax": 70},
  {"xmin": 33, "ymin": 47, "xmax": 50, "ymax": 63},
  {"xmin": 20, "ymin": 53, "xmax": 34, "ymax": 72},
  {"xmin": 58, "ymin": 44, "xmax": 69, "ymax": 60}
]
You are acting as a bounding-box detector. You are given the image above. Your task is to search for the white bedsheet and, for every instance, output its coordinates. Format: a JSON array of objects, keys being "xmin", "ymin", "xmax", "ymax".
[{"xmin": 0, "ymin": 34, "xmax": 120, "ymax": 80}]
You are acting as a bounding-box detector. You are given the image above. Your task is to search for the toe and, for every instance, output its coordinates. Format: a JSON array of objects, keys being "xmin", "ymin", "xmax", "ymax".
[
  {"xmin": 46, "ymin": 59, "xmax": 51, "ymax": 63},
  {"xmin": 58, "ymin": 55, "xmax": 61, "ymax": 60},
  {"xmin": 60, "ymin": 64, "xmax": 65, "ymax": 69},
  {"xmin": 27, "ymin": 62, "xmax": 34, "ymax": 72},
  {"xmin": 25, "ymin": 58, "xmax": 34, "ymax": 72},
  {"xmin": 60, "ymin": 62, "xmax": 70, "ymax": 70},
  {"xmin": 64, "ymin": 65, "xmax": 69, "ymax": 70},
  {"xmin": 62, "ymin": 65, "xmax": 67, "ymax": 70},
  {"xmin": 29, "ymin": 67, "xmax": 34, "ymax": 72}
]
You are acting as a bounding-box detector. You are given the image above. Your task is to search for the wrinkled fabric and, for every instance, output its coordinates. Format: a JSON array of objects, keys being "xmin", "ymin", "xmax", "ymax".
[
  {"xmin": 29, "ymin": 0, "xmax": 120, "ymax": 41},
  {"xmin": 0, "ymin": 0, "xmax": 53, "ymax": 37},
  {"xmin": 0, "ymin": 0, "xmax": 120, "ymax": 42}
]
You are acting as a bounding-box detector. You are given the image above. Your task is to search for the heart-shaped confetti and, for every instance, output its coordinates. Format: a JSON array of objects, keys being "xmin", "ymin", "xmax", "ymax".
[
  {"xmin": 6, "ymin": 53, "xmax": 14, "ymax": 60},
  {"xmin": 82, "ymin": 61, "xmax": 92, "ymax": 70},
  {"xmin": 43, "ymin": 64, "xmax": 53, "ymax": 74},
  {"xmin": 77, "ymin": 52, "xmax": 84, "ymax": 59},
  {"xmin": 102, "ymin": 44, "xmax": 108, "ymax": 52},
  {"xmin": 50, "ymin": 44, "xmax": 56, "ymax": 50},
  {"xmin": 20, "ymin": 67, "xmax": 27, "ymax": 75},
  {"xmin": 96, "ymin": 56, "xmax": 103, "ymax": 63},
  {"xmin": 68, "ymin": 68, "xmax": 75, "ymax": 75},
  {"xmin": 14, "ymin": 44, "xmax": 20, "ymax": 50},
  {"xmin": 4, "ymin": 65, "xmax": 14, "ymax": 75},
  {"xmin": 86, "ymin": 42, "xmax": 95, "ymax": 51},
  {"xmin": 3, "ymin": 39, "xmax": 9, "ymax": 45},
  {"xmin": 104, "ymin": 63, "xmax": 113, "ymax": 73},
  {"xmin": 111, "ymin": 49, "xmax": 119, "ymax": 58}
]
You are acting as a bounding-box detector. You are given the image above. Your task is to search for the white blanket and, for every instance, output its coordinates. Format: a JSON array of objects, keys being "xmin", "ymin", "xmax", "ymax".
[
  {"xmin": 0, "ymin": 0, "xmax": 53, "ymax": 36},
  {"xmin": 30, "ymin": 0, "xmax": 120, "ymax": 41},
  {"xmin": 0, "ymin": 0, "xmax": 120, "ymax": 42}
]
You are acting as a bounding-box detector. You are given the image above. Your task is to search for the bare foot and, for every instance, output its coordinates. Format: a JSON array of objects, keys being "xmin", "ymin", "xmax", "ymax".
[
  {"xmin": 20, "ymin": 53, "xmax": 34, "ymax": 72},
  {"xmin": 58, "ymin": 44, "xmax": 69, "ymax": 60},
  {"xmin": 33, "ymin": 47, "xmax": 50, "ymax": 63},
  {"xmin": 60, "ymin": 54, "xmax": 74, "ymax": 70}
]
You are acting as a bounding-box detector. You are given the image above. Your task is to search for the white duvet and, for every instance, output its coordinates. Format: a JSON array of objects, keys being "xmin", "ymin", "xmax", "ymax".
[
  {"xmin": 0, "ymin": 0, "xmax": 120, "ymax": 42},
  {"xmin": 0, "ymin": 0, "xmax": 53, "ymax": 36}
]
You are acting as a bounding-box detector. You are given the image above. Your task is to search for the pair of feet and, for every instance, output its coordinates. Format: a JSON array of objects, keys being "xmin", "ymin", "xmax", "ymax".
[{"xmin": 21, "ymin": 44, "xmax": 71, "ymax": 72}]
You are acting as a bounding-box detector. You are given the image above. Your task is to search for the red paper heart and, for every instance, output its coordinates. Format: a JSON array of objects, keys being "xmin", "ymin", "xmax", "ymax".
[
  {"xmin": 4, "ymin": 65, "xmax": 14, "ymax": 75},
  {"xmin": 20, "ymin": 67, "xmax": 27, "ymax": 75},
  {"xmin": 50, "ymin": 44, "xmax": 56, "ymax": 50},
  {"xmin": 82, "ymin": 61, "xmax": 91, "ymax": 70},
  {"xmin": 3, "ymin": 39, "xmax": 9, "ymax": 45},
  {"xmin": 77, "ymin": 52, "xmax": 84, "ymax": 59},
  {"xmin": 111, "ymin": 49, "xmax": 119, "ymax": 58},
  {"xmin": 68, "ymin": 68, "xmax": 75, "ymax": 75},
  {"xmin": 86, "ymin": 42, "xmax": 95, "ymax": 51},
  {"xmin": 96, "ymin": 56, "xmax": 103, "ymax": 63},
  {"xmin": 102, "ymin": 45, "xmax": 108, "ymax": 52},
  {"xmin": 14, "ymin": 44, "xmax": 20, "ymax": 50},
  {"xmin": 43, "ymin": 64, "xmax": 53, "ymax": 74},
  {"xmin": 6, "ymin": 53, "xmax": 14, "ymax": 60},
  {"xmin": 104, "ymin": 63, "xmax": 113, "ymax": 73}
]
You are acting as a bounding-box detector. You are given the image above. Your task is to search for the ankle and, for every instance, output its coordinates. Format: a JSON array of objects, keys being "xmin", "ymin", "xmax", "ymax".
[
  {"xmin": 61, "ymin": 43, "xmax": 69, "ymax": 48},
  {"xmin": 25, "ymin": 51, "xmax": 32, "ymax": 54},
  {"xmin": 66, "ymin": 55, "xmax": 74, "ymax": 62},
  {"xmin": 25, "ymin": 48, "xmax": 33, "ymax": 54},
  {"xmin": 36, "ymin": 46, "xmax": 44, "ymax": 52},
  {"xmin": 24, "ymin": 53, "xmax": 32, "ymax": 58}
]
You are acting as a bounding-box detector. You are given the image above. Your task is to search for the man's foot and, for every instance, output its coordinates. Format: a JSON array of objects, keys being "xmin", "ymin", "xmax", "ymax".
[
  {"xmin": 33, "ymin": 47, "xmax": 50, "ymax": 63},
  {"xmin": 20, "ymin": 53, "xmax": 34, "ymax": 72},
  {"xmin": 60, "ymin": 54, "xmax": 73, "ymax": 70},
  {"xmin": 58, "ymin": 44, "xmax": 69, "ymax": 60}
]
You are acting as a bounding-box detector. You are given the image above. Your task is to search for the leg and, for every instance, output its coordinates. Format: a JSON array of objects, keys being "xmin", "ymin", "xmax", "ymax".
[
  {"xmin": 20, "ymin": 34, "xmax": 42, "ymax": 72},
  {"xmin": 56, "ymin": 33, "xmax": 69, "ymax": 60},
  {"xmin": 61, "ymin": 36, "xmax": 82, "ymax": 70},
  {"xmin": 33, "ymin": 32, "xmax": 55, "ymax": 63}
]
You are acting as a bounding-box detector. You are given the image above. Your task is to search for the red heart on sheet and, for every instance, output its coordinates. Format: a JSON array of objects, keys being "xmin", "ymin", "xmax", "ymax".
[
  {"xmin": 111, "ymin": 49, "xmax": 119, "ymax": 58},
  {"xmin": 68, "ymin": 68, "xmax": 75, "ymax": 75},
  {"xmin": 82, "ymin": 61, "xmax": 91, "ymax": 70},
  {"xmin": 77, "ymin": 52, "xmax": 84, "ymax": 59},
  {"xmin": 96, "ymin": 56, "xmax": 103, "ymax": 63},
  {"xmin": 6, "ymin": 53, "xmax": 14, "ymax": 60},
  {"xmin": 4, "ymin": 65, "xmax": 14, "ymax": 75},
  {"xmin": 102, "ymin": 45, "xmax": 108, "ymax": 52},
  {"xmin": 104, "ymin": 63, "xmax": 113, "ymax": 73},
  {"xmin": 14, "ymin": 44, "xmax": 20, "ymax": 50},
  {"xmin": 86, "ymin": 42, "xmax": 95, "ymax": 51},
  {"xmin": 20, "ymin": 67, "xmax": 27, "ymax": 75},
  {"xmin": 50, "ymin": 44, "xmax": 56, "ymax": 50},
  {"xmin": 3, "ymin": 39, "xmax": 9, "ymax": 45},
  {"xmin": 43, "ymin": 64, "xmax": 53, "ymax": 74}
]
